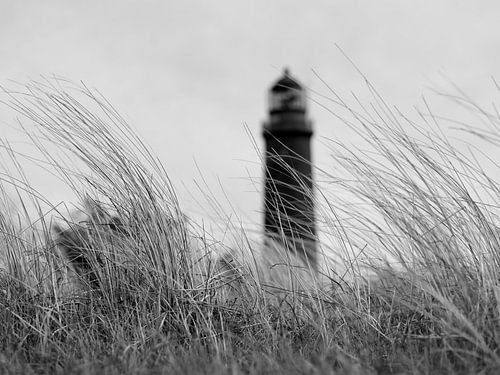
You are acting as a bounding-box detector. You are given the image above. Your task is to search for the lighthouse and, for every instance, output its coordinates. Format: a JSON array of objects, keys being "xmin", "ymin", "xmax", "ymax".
[{"xmin": 262, "ymin": 68, "xmax": 316, "ymax": 264}]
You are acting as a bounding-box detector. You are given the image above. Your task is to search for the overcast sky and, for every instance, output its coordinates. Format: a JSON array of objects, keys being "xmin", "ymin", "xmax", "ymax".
[{"xmin": 1, "ymin": 1, "xmax": 500, "ymax": 233}]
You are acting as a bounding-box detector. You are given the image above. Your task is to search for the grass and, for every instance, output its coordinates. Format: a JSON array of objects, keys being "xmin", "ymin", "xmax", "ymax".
[{"xmin": 0, "ymin": 74, "xmax": 500, "ymax": 374}]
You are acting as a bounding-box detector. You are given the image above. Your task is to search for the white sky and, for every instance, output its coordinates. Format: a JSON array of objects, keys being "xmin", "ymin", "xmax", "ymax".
[{"xmin": 1, "ymin": 1, "xmax": 500, "ymax": 234}]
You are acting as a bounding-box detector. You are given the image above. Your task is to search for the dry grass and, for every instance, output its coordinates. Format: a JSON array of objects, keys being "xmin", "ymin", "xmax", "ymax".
[{"xmin": 0, "ymin": 75, "xmax": 500, "ymax": 374}]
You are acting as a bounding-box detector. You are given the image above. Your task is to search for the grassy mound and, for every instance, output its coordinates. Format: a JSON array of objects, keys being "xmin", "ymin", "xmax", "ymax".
[{"xmin": 0, "ymin": 76, "xmax": 499, "ymax": 374}]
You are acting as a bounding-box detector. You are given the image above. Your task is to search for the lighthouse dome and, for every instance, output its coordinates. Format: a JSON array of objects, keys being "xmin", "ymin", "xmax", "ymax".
[{"xmin": 269, "ymin": 68, "xmax": 306, "ymax": 113}]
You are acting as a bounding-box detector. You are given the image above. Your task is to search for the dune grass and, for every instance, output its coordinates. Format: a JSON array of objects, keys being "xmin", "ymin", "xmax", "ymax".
[{"xmin": 0, "ymin": 75, "xmax": 500, "ymax": 374}]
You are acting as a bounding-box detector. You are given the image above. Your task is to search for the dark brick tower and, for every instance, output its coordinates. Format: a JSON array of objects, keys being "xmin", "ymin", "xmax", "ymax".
[{"xmin": 262, "ymin": 68, "xmax": 316, "ymax": 264}]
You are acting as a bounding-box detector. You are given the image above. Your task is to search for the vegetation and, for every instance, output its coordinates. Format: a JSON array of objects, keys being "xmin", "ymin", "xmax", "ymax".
[{"xmin": 1, "ymin": 75, "xmax": 500, "ymax": 374}]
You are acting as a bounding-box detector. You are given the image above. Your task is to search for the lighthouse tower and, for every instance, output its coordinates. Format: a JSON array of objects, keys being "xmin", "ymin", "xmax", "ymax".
[{"xmin": 262, "ymin": 68, "xmax": 316, "ymax": 264}]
